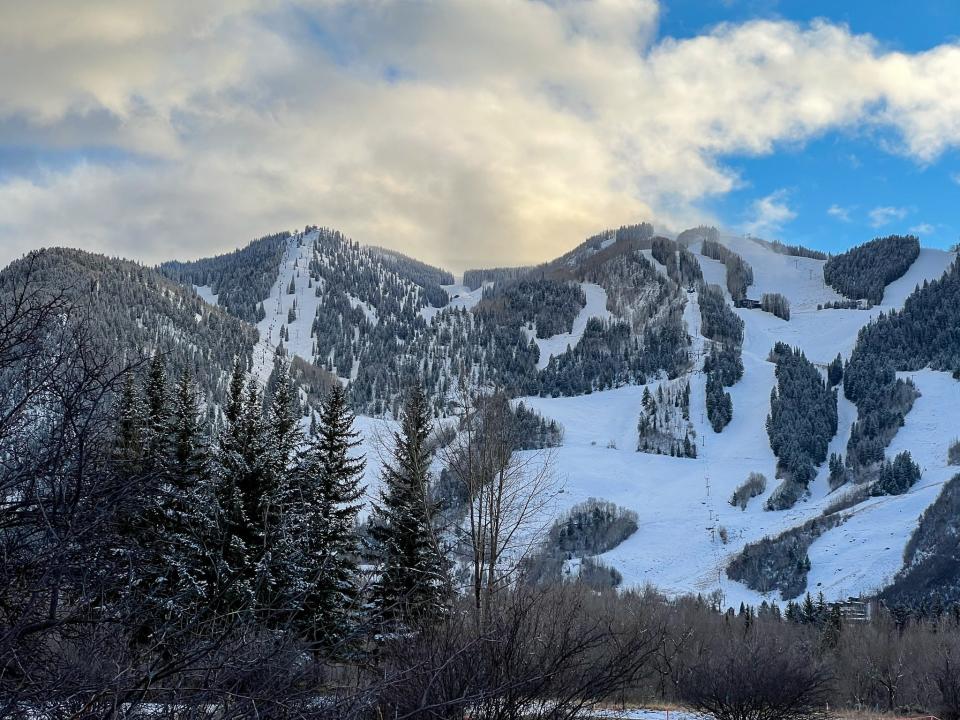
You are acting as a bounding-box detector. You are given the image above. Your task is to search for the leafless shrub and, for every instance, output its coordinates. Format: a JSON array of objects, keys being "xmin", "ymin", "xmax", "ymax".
[
  {"xmin": 678, "ymin": 631, "xmax": 831, "ymax": 720},
  {"xmin": 731, "ymin": 473, "xmax": 767, "ymax": 510}
]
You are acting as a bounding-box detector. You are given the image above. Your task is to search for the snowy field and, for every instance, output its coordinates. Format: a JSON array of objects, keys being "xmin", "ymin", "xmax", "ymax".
[
  {"xmin": 239, "ymin": 231, "xmax": 958, "ymax": 607},
  {"xmin": 516, "ymin": 237, "xmax": 955, "ymax": 607}
]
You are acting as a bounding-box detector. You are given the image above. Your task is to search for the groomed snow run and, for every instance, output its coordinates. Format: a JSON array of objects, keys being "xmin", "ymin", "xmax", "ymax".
[{"xmin": 257, "ymin": 230, "xmax": 958, "ymax": 609}]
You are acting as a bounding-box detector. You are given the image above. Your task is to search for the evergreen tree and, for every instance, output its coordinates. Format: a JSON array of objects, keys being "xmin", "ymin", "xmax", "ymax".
[
  {"xmin": 368, "ymin": 384, "xmax": 447, "ymax": 627},
  {"xmin": 210, "ymin": 360, "xmax": 261, "ymax": 611},
  {"xmin": 114, "ymin": 374, "xmax": 146, "ymax": 473},
  {"xmin": 143, "ymin": 353, "xmax": 170, "ymax": 471},
  {"xmin": 145, "ymin": 367, "xmax": 217, "ymax": 645},
  {"xmin": 642, "ymin": 386, "xmax": 656, "ymax": 414},
  {"xmin": 828, "ymin": 353, "xmax": 844, "ymax": 387},
  {"xmin": 259, "ymin": 357, "xmax": 303, "ymax": 615},
  {"xmin": 297, "ymin": 383, "xmax": 366, "ymax": 650}
]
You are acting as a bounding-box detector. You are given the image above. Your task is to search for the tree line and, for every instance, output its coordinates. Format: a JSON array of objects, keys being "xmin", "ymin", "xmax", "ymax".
[
  {"xmin": 701, "ymin": 239, "xmax": 754, "ymax": 304},
  {"xmin": 160, "ymin": 230, "xmax": 290, "ymax": 323},
  {"xmin": 822, "ymin": 234, "xmax": 920, "ymax": 304},
  {"xmin": 843, "ymin": 258, "xmax": 960, "ymax": 479}
]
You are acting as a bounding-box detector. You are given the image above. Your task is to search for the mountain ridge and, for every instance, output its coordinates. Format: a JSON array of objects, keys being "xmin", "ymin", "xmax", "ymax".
[{"xmin": 6, "ymin": 224, "xmax": 959, "ymax": 608}]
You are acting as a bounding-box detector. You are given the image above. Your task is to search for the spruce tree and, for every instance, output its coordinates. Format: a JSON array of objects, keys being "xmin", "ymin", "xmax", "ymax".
[
  {"xmin": 114, "ymin": 374, "xmax": 147, "ymax": 473},
  {"xmin": 259, "ymin": 357, "xmax": 303, "ymax": 616},
  {"xmin": 297, "ymin": 383, "xmax": 366, "ymax": 649},
  {"xmin": 144, "ymin": 367, "xmax": 216, "ymax": 645},
  {"xmin": 368, "ymin": 383, "xmax": 447, "ymax": 627},
  {"xmin": 143, "ymin": 353, "xmax": 171, "ymax": 472},
  {"xmin": 210, "ymin": 359, "xmax": 260, "ymax": 611}
]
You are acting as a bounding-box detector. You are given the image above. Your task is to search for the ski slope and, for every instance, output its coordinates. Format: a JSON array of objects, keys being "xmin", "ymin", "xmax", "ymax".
[
  {"xmin": 246, "ymin": 230, "xmax": 957, "ymax": 608},
  {"xmin": 517, "ymin": 238, "xmax": 955, "ymax": 607},
  {"xmin": 527, "ymin": 283, "xmax": 613, "ymax": 370},
  {"xmin": 249, "ymin": 231, "xmax": 324, "ymax": 383}
]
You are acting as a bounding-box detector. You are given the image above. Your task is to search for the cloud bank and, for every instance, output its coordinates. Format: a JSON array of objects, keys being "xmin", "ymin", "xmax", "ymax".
[{"xmin": 2, "ymin": 1, "xmax": 960, "ymax": 269}]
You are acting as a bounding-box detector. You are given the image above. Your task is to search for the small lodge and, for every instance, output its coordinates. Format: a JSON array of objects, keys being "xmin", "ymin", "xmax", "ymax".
[{"xmin": 830, "ymin": 597, "xmax": 873, "ymax": 623}]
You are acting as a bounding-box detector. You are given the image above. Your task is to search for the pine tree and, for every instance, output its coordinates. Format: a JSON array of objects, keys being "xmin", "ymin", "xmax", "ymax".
[
  {"xmin": 143, "ymin": 353, "xmax": 170, "ymax": 471},
  {"xmin": 296, "ymin": 383, "xmax": 366, "ymax": 650},
  {"xmin": 802, "ymin": 592, "xmax": 818, "ymax": 624},
  {"xmin": 828, "ymin": 353, "xmax": 844, "ymax": 387},
  {"xmin": 170, "ymin": 368, "xmax": 207, "ymax": 485},
  {"xmin": 259, "ymin": 357, "xmax": 303, "ymax": 615},
  {"xmin": 368, "ymin": 383, "xmax": 447, "ymax": 627},
  {"xmin": 145, "ymin": 368, "xmax": 217, "ymax": 644},
  {"xmin": 642, "ymin": 386, "xmax": 656, "ymax": 414},
  {"xmin": 210, "ymin": 360, "xmax": 261, "ymax": 611},
  {"xmin": 114, "ymin": 374, "xmax": 147, "ymax": 473}
]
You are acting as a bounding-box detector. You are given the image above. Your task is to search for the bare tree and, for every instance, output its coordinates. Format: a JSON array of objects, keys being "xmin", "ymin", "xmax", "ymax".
[
  {"xmin": 441, "ymin": 381, "xmax": 559, "ymax": 626},
  {"xmin": 374, "ymin": 583, "xmax": 662, "ymax": 720},
  {"xmin": 679, "ymin": 629, "xmax": 832, "ymax": 720}
]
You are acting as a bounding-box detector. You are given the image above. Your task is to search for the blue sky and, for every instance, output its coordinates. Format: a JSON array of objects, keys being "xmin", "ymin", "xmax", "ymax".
[
  {"xmin": 660, "ymin": 0, "xmax": 959, "ymax": 52},
  {"xmin": 660, "ymin": 0, "xmax": 960, "ymax": 252},
  {"xmin": 2, "ymin": 1, "xmax": 960, "ymax": 268}
]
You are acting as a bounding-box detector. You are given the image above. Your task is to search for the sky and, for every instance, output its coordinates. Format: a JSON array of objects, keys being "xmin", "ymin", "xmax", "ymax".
[{"xmin": 1, "ymin": 1, "xmax": 960, "ymax": 272}]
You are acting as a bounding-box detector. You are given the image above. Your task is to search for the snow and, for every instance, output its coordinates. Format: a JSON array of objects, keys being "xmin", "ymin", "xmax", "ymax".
[
  {"xmin": 595, "ymin": 709, "xmax": 700, "ymax": 720},
  {"xmin": 251, "ymin": 232, "xmax": 325, "ymax": 383},
  {"xmin": 528, "ymin": 283, "xmax": 613, "ymax": 370},
  {"xmin": 804, "ymin": 369, "xmax": 960, "ymax": 599},
  {"xmin": 514, "ymin": 237, "xmax": 957, "ymax": 608},
  {"xmin": 252, "ymin": 228, "xmax": 958, "ymax": 608},
  {"xmin": 193, "ymin": 284, "xmax": 218, "ymax": 306}
]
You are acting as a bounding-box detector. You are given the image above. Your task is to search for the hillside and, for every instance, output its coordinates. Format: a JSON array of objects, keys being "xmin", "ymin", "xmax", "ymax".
[
  {"xmin": 152, "ymin": 225, "xmax": 959, "ymax": 606},
  {"xmin": 187, "ymin": 225, "xmax": 688, "ymax": 416},
  {"xmin": 0, "ymin": 247, "xmax": 260, "ymax": 412}
]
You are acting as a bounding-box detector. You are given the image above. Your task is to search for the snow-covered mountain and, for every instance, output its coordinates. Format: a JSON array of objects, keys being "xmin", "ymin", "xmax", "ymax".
[{"xmin": 16, "ymin": 223, "xmax": 958, "ymax": 608}]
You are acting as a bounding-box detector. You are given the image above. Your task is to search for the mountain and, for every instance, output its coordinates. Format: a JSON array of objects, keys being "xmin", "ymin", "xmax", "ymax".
[
  {"xmin": 0, "ymin": 247, "xmax": 260, "ymax": 415},
  {"xmin": 11, "ymin": 224, "xmax": 960, "ymax": 609}
]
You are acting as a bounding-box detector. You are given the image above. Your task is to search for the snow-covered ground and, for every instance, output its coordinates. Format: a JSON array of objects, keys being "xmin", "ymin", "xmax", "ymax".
[
  {"xmin": 245, "ymin": 231, "xmax": 958, "ymax": 608},
  {"xmin": 193, "ymin": 284, "xmax": 218, "ymax": 306},
  {"xmin": 517, "ymin": 238, "xmax": 956, "ymax": 607},
  {"xmin": 251, "ymin": 231, "xmax": 324, "ymax": 383},
  {"xmin": 527, "ymin": 283, "xmax": 613, "ymax": 370}
]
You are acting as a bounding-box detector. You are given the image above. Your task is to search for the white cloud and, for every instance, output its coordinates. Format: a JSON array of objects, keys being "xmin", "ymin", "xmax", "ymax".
[
  {"xmin": 3, "ymin": 2, "xmax": 960, "ymax": 268},
  {"xmin": 827, "ymin": 204, "xmax": 851, "ymax": 222},
  {"xmin": 951, "ymin": 172, "xmax": 960, "ymax": 185},
  {"xmin": 868, "ymin": 206, "xmax": 910, "ymax": 228},
  {"xmin": 742, "ymin": 190, "xmax": 796, "ymax": 237},
  {"xmin": 909, "ymin": 222, "xmax": 935, "ymax": 235}
]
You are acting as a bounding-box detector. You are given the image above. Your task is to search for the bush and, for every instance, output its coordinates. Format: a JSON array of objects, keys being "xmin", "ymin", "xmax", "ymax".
[
  {"xmin": 822, "ymin": 484, "xmax": 870, "ymax": 517},
  {"xmin": 765, "ymin": 478, "xmax": 807, "ymax": 512},
  {"xmin": 731, "ymin": 473, "xmax": 767, "ymax": 510},
  {"xmin": 678, "ymin": 630, "xmax": 832, "ymax": 720},
  {"xmin": 949, "ymin": 439, "xmax": 960, "ymax": 466}
]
